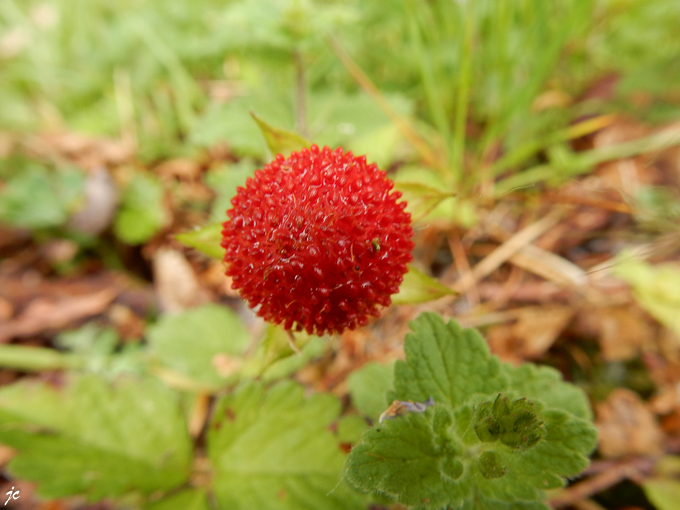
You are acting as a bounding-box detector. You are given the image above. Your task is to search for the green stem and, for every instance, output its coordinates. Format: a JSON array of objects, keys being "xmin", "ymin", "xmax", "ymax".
[
  {"xmin": 452, "ymin": 7, "xmax": 473, "ymax": 185},
  {"xmin": 293, "ymin": 50, "xmax": 307, "ymax": 138},
  {"xmin": 0, "ymin": 345, "xmax": 85, "ymax": 372}
]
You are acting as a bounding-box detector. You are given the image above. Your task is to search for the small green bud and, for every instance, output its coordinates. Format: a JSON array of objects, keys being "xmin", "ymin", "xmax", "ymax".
[
  {"xmin": 473, "ymin": 402, "xmax": 500, "ymax": 442},
  {"xmin": 492, "ymin": 394, "xmax": 511, "ymax": 420},
  {"xmin": 478, "ymin": 451, "xmax": 505, "ymax": 479},
  {"xmin": 474, "ymin": 394, "xmax": 544, "ymax": 450}
]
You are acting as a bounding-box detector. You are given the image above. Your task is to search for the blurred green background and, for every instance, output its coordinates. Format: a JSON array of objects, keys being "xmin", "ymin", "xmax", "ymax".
[{"xmin": 2, "ymin": 0, "xmax": 679, "ymax": 168}]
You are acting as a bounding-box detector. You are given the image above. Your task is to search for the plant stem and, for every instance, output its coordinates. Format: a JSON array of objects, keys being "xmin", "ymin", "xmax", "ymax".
[
  {"xmin": 0, "ymin": 345, "xmax": 84, "ymax": 372},
  {"xmin": 452, "ymin": 6, "xmax": 473, "ymax": 185},
  {"xmin": 327, "ymin": 36, "xmax": 444, "ymax": 171},
  {"xmin": 293, "ymin": 50, "xmax": 307, "ymax": 138}
]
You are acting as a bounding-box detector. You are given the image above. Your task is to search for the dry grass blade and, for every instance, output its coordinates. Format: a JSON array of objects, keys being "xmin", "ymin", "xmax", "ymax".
[
  {"xmin": 454, "ymin": 209, "xmax": 564, "ymax": 291},
  {"xmin": 510, "ymin": 244, "xmax": 587, "ymax": 287},
  {"xmin": 327, "ymin": 37, "xmax": 443, "ymax": 171}
]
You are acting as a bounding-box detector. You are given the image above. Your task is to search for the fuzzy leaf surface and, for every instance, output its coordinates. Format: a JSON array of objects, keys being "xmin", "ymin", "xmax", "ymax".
[
  {"xmin": 209, "ymin": 380, "xmax": 365, "ymax": 510},
  {"xmin": 345, "ymin": 313, "xmax": 597, "ymax": 509},
  {"xmin": 393, "ymin": 313, "xmax": 508, "ymax": 408},
  {"xmin": 0, "ymin": 374, "xmax": 191, "ymax": 500}
]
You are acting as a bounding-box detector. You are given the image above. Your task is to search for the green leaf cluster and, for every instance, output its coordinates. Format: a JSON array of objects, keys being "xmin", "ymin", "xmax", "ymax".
[
  {"xmin": 0, "ymin": 375, "xmax": 364, "ymax": 509},
  {"xmin": 613, "ymin": 256, "xmax": 680, "ymax": 338},
  {"xmin": 0, "ymin": 163, "xmax": 85, "ymax": 230},
  {"xmin": 0, "ymin": 375, "xmax": 192, "ymax": 500},
  {"xmin": 114, "ymin": 172, "xmax": 165, "ymax": 245},
  {"xmin": 344, "ymin": 313, "xmax": 597, "ymax": 509}
]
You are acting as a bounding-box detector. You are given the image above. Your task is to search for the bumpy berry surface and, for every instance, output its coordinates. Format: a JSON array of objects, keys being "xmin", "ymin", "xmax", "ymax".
[{"xmin": 221, "ymin": 145, "xmax": 414, "ymax": 335}]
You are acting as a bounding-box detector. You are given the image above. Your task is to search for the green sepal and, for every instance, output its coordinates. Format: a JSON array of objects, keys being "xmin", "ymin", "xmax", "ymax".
[
  {"xmin": 391, "ymin": 264, "xmax": 457, "ymax": 305},
  {"xmin": 175, "ymin": 223, "xmax": 224, "ymax": 259},
  {"xmin": 251, "ymin": 112, "xmax": 311, "ymax": 158}
]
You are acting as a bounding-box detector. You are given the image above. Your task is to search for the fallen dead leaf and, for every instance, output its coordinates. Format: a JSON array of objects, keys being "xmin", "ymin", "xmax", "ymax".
[
  {"xmin": 153, "ymin": 248, "xmax": 208, "ymax": 313},
  {"xmin": 596, "ymin": 388, "xmax": 664, "ymax": 458},
  {"xmin": 487, "ymin": 305, "xmax": 574, "ymax": 363},
  {"xmin": 575, "ymin": 305, "xmax": 655, "ymax": 361},
  {"xmin": 155, "ymin": 158, "xmax": 202, "ymax": 181},
  {"xmin": 0, "ymin": 297, "xmax": 13, "ymax": 321},
  {"xmin": 0, "ymin": 288, "xmax": 118, "ymax": 342}
]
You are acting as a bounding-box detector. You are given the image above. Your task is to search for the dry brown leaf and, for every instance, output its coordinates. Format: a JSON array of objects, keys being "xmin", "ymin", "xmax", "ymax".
[
  {"xmin": 153, "ymin": 248, "xmax": 208, "ymax": 313},
  {"xmin": 487, "ymin": 305, "xmax": 573, "ymax": 363},
  {"xmin": 576, "ymin": 305, "xmax": 655, "ymax": 361},
  {"xmin": 33, "ymin": 132, "xmax": 133, "ymax": 169},
  {"xmin": 155, "ymin": 158, "xmax": 202, "ymax": 181},
  {"xmin": 0, "ymin": 297, "xmax": 13, "ymax": 321},
  {"xmin": 595, "ymin": 388, "xmax": 664, "ymax": 458},
  {"xmin": 0, "ymin": 288, "xmax": 117, "ymax": 342}
]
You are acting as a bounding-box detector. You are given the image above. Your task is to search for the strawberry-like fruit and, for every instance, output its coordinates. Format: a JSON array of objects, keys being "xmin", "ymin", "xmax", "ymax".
[{"xmin": 221, "ymin": 145, "xmax": 413, "ymax": 335}]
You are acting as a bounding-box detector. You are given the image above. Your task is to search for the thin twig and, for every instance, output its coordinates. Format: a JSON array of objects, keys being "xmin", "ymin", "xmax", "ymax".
[
  {"xmin": 549, "ymin": 457, "xmax": 656, "ymax": 508},
  {"xmin": 293, "ymin": 50, "xmax": 307, "ymax": 138},
  {"xmin": 454, "ymin": 208, "xmax": 564, "ymax": 290},
  {"xmin": 448, "ymin": 231, "xmax": 479, "ymax": 306},
  {"xmin": 327, "ymin": 37, "xmax": 443, "ymax": 171}
]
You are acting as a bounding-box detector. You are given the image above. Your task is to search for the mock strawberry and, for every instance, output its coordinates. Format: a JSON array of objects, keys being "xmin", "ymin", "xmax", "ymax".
[{"xmin": 221, "ymin": 145, "xmax": 413, "ymax": 335}]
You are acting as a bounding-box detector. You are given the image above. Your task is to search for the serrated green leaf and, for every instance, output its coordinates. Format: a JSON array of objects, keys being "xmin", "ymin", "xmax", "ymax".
[
  {"xmin": 114, "ymin": 172, "xmax": 165, "ymax": 244},
  {"xmin": 345, "ymin": 410, "xmax": 465, "ymax": 509},
  {"xmin": 148, "ymin": 304, "xmax": 250, "ymax": 387},
  {"xmin": 345, "ymin": 313, "xmax": 597, "ymax": 509},
  {"xmin": 347, "ymin": 361, "xmax": 394, "ymax": 421},
  {"xmin": 643, "ymin": 478, "xmax": 680, "ymax": 510},
  {"xmin": 391, "ymin": 264, "xmax": 457, "ymax": 305},
  {"xmin": 251, "ymin": 112, "xmax": 311, "ymax": 158},
  {"xmin": 145, "ymin": 489, "xmax": 211, "ymax": 510},
  {"xmin": 208, "ymin": 380, "xmax": 365, "ymax": 510},
  {"xmin": 0, "ymin": 374, "xmax": 191, "ymax": 500},
  {"xmin": 503, "ymin": 364, "xmax": 592, "ymax": 421},
  {"xmin": 613, "ymin": 257, "xmax": 680, "ymax": 337},
  {"xmin": 175, "ymin": 223, "xmax": 224, "ymax": 259},
  {"xmin": 394, "ymin": 313, "xmax": 508, "ymax": 409}
]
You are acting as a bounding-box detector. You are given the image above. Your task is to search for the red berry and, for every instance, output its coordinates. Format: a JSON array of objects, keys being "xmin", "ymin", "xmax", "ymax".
[{"xmin": 221, "ymin": 145, "xmax": 414, "ymax": 335}]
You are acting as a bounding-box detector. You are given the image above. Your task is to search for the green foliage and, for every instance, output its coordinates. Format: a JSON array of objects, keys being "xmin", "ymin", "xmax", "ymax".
[
  {"xmin": 0, "ymin": 374, "xmax": 192, "ymax": 500},
  {"xmin": 391, "ymin": 264, "xmax": 457, "ymax": 305},
  {"xmin": 0, "ymin": 164, "xmax": 85, "ymax": 229},
  {"xmin": 208, "ymin": 380, "xmax": 366, "ymax": 510},
  {"xmin": 175, "ymin": 223, "xmax": 224, "ymax": 259},
  {"xmin": 344, "ymin": 313, "xmax": 597, "ymax": 509},
  {"xmin": 148, "ymin": 304, "xmax": 251, "ymax": 387},
  {"xmin": 56, "ymin": 323, "xmax": 147, "ymax": 378},
  {"xmin": 642, "ymin": 456, "xmax": 680, "ymax": 510},
  {"xmin": 347, "ymin": 360, "xmax": 394, "ymax": 421},
  {"xmin": 205, "ymin": 159, "xmax": 257, "ymax": 222},
  {"xmin": 251, "ymin": 112, "xmax": 311, "ymax": 157},
  {"xmin": 614, "ymin": 256, "xmax": 680, "ymax": 338},
  {"xmin": 114, "ymin": 172, "xmax": 165, "ymax": 244},
  {"xmin": 145, "ymin": 489, "xmax": 211, "ymax": 510}
]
